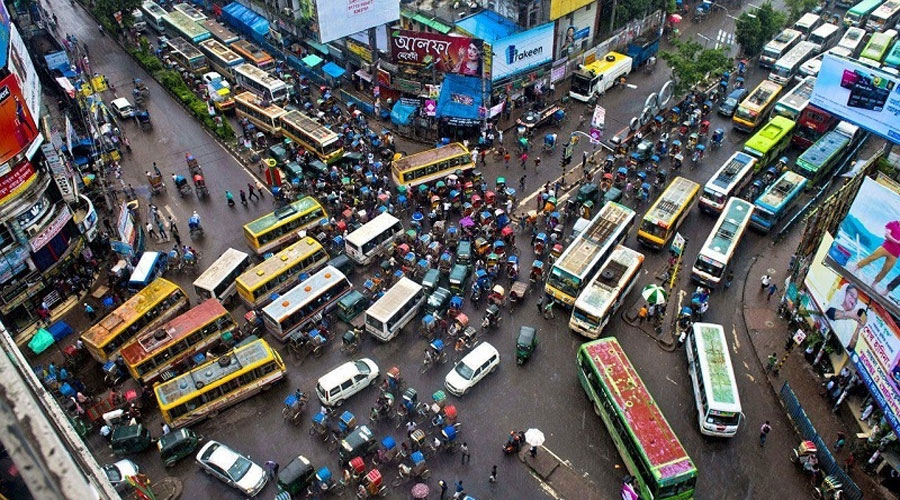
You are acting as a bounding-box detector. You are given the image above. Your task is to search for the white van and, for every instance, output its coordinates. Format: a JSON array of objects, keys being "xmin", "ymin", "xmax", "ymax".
[
  {"xmin": 444, "ymin": 342, "xmax": 500, "ymax": 396},
  {"xmin": 838, "ymin": 27, "xmax": 867, "ymax": 57},
  {"xmin": 316, "ymin": 358, "xmax": 380, "ymax": 406},
  {"xmin": 808, "ymin": 23, "xmax": 841, "ymax": 53},
  {"xmin": 794, "ymin": 13, "xmax": 823, "ymax": 39}
]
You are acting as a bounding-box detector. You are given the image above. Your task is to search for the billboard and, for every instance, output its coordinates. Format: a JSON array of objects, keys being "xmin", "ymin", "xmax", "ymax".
[
  {"xmin": 550, "ymin": 0, "xmax": 594, "ymax": 20},
  {"xmin": 9, "ymin": 23, "xmax": 41, "ymax": 125},
  {"xmin": 826, "ymin": 177, "xmax": 900, "ymax": 320},
  {"xmin": 0, "ymin": 161, "xmax": 36, "ymax": 207},
  {"xmin": 314, "ymin": 0, "xmax": 400, "ymax": 44},
  {"xmin": 491, "ymin": 23, "xmax": 554, "ymax": 81},
  {"xmin": 806, "ymin": 234, "xmax": 900, "ymax": 436},
  {"xmin": 0, "ymin": 2, "xmax": 9, "ymax": 68},
  {"xmin": 811, "ymin": 54, "xmax": 900, "ymax": 143},
  {"xmin": 391, "ymin": 30, "xmax": 483, "ymax": 76},
  {"xmin": 0, "ymin": 75, "xmax": 38, "ymax": 170}
]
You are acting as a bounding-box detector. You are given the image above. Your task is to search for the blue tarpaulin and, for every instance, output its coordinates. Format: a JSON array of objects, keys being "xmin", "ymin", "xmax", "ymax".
[
  {"xmin": 391, "ymin": 102, "xmax": 417, "ymax": 126},
  {"xmin": 221, "ymin": 2, "xmax": 269, "ymax": 40},
  {"xmin": 322, "ymin": 62, "xmax": 346, "ymax": 79},
  {"xmin": 436, "ymin": 75, "xmax": 483, "ymax": 122},
  {"xmin": 455, "ymin": 10, "xmax": 519, "ymax": 42}
]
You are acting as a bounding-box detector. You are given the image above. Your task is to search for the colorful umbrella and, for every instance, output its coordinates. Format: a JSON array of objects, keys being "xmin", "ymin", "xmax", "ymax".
[
  {"xmin": 642, "ymin": 284, "xmax": 668, "ymax": 305},
  {"xmin": 669, "ymin": 13, "xmax": 683, "ymax": 23}
]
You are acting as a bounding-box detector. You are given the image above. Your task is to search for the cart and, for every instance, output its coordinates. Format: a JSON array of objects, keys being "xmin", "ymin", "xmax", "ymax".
[
  {"xmin": 136, "ymin": 110, "xmax": 152, "ymax": 131},
  {"xmin": 508, "ymin": 281, "xmax": 529, "ymax": 308},
  {"xmin": 185, "ymin": 153, "xmax": 201, "ymax": 176},
  {"xmin": 147, "ymin": 171, "xmax": 166, "ymax": 195},
  {"xmin": 193, "ymin": 174, "xmax": 208, "ymax": 198}
]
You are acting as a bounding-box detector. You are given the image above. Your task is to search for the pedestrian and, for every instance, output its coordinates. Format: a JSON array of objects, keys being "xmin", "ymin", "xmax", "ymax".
[
  {"xmin": 498, "ymin": 128, "xmax": 504, "ymax": 144},
  {"xmin": 520, "ymin": 152, "xmax": 528, "ymax": 169},
  {"xmin": 161, "ymin": 423, "xmax": 170, "ymax": 435},
  {"xmin": 439, "ymin": 479, "xmax": 448, "ymax": 500},
  {"xmin": 725, "ymin": 271, "xmax": 734, "ymax": 289},
  {"xmin": 638, "ymin": 305, "xmax": 648, "ymax": 323},
  {"xmin": 146, "ymin": 221, "xmax": 157, "ymax": 241},
  {"xmin": 264, "ymin": 460, "xmax": 279, "ymax": 480},
  {"xmin": 529, "ymin": 446, "xmax": 538, "ymax": 458},
  {"xmin": 157, "ymin": 220, "xmax": 168, "ymax": 241},
  {"xmin": 835, "ymin": 431, "xmax": 846, "ymax": 452},
  {"xmin": 765, "ymin": 353, "xmax": 778, "ymax": 373},
  {"xmin": 480, "ymin": 149, "xmax": 487, "ymax": 165},
  {"xmin": 168, "ymin": 216, "xmax": 179, "ymax": 236},
  {"xmin": 536, "ymin": 294, "xmax": 543, "ymax": 314},
  {"xmin": 173, "ymin": 228, "xmax": 182, "ymax": 246},
  {"xmin": 766, "ymin": 283, "xmax": 778, "ymax": 301},
  {"xmin": 240, "ymin": 189, "xmax": 248, "ymax": 205},
  {"xmin": 460, "ymin": 442, "xmax": 470, "ymax": 464},
  {"xmin": 759, "ymin": 420, "xmax": 771, "ymax": 447},
  {"xmin": 760, "ymin": 274, "xmax": 771, "ymax": 290},
  {"xmin": 489, "ymin": 464, "xmax": 497, "ymax": 483},
  {"xmin": 543, "ymin": 300, "xmax": 555, "ymax": 320},
  {"xmin": 454, "ymin": 480, "xmax": 464, "ymax": 499},
  {"xmin": 406, "ymin": 420, "xmax": 417, "ymax": 436},
  {"xmin": 84, "ymin": 302, "xmax": 96, "ymax": 321},
  {"xmin": 247, "ymin": 183, "xmax": 259, "ymax": 201},
  {"xmin": 519, "ymin": 174, "xmax": 526, "ymax": 190},
  {"xmin": 534, "ymin": 156, "xmax": 541, "ymax": 170},
  {"xmin": 582, "ymin": 151, "xmax": 588, "ymax": 168},
  {"xmin": 504, "ymin": 152, "xmax": 511, "ymax": 168}
]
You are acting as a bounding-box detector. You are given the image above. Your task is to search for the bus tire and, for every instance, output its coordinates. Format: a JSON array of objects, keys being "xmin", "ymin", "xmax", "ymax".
[{"xmin": 262, "ymin": 383, "xmax": 272, "ymax": 391}]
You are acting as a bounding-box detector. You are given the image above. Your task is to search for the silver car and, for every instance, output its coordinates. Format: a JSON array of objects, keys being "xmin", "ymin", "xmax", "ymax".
[
  {"xmin": 103, "ymin": 459, "xmax": 139, "ymax": 492},
  {"xmin": 195, "ymin": 441, "xmax": 267, "ymax": 497}
]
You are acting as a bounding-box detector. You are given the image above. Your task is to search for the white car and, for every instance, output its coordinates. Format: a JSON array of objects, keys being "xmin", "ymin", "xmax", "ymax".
[
  {"xmin": 445, "ymin": 342, "xmax": 500, "ymax": 396},
  {"xmin": 110, "ymin": 97, "xmax": 135, "ymax": 119},
  {"xmin": 195, "ymin": 441, "xmax": 267, "ymax": 497},
  {"xmin": 202, "ymin": 71, "xmax": 231, "ymax": 88},
  {"xmin": 103, "ymin": 459, "xmax": 139, "ymax": 492},
  {"xmin": 315, "ymin": 358, "xmax": 380, "ymax": 406}
]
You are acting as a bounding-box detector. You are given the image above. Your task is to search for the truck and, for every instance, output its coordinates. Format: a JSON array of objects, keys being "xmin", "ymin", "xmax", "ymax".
[
  {"xmin": 203, "ymin": 72, "xmax": 234, "ymax": 112},
  {"xmin": 131, "ymin": 9, "xmax": 146, "ymax": 32},
  {"xmin": 626, "ymin": 35, "xmax": 660, "ymax": 69}
]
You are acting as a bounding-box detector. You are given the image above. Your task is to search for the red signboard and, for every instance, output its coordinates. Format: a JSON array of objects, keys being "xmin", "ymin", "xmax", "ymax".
[
  {"xmin": 0, "ymin": 74, "xmax": 38, "ymax": 167},
  {"xmin": 0, "ymin": 160, "xmax": 36, "ymax": 206},
  {"xmin": 391, "ymin": 30, "xmax": 483, "ymax": 77}
]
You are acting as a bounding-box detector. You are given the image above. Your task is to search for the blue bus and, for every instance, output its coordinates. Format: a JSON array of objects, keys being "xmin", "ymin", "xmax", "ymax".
[
  {"xmin": 128, "ymin": 251, "xmax": 168, "ymax": 290},
  {"xmin": 750, "ymin": 171, "xmax": 809, "ymax": 232}
]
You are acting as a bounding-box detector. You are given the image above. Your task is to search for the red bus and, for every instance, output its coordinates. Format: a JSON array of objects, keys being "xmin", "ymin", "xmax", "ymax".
[{"xmin": 793, "ymin": 104, "xmax": 836, "ymax": 150}]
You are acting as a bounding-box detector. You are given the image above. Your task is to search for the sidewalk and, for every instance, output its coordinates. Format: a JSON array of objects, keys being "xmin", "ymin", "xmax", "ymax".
[{"xmin": 518, "ymin": 445, "xmax": 607, "ymax": 500}]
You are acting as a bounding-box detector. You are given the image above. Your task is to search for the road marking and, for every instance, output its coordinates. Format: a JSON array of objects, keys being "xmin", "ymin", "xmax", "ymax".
[
  {"xmin": 164, "ymin": 204, "xmax": 177, "ymax": 220},
  {"xmin": 516, "ymin": 145, "xmax": 612, "ymax": 213},
  {"xmin": 745, "ymin": 373, "xmax": 755, "ymax": 382},
  {"xmin": 666, "ymin": 375, "xmax": 679, "ymax": 386},
  {"xmin": 731, "ymin": 324, "xmax": 740, "ymax": 351}
]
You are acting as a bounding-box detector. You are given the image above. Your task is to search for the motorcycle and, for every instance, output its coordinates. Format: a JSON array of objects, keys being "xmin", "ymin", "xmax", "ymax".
[{"xmin": 502, "ymin": 430, "xmax": 525, "ymax": 455}]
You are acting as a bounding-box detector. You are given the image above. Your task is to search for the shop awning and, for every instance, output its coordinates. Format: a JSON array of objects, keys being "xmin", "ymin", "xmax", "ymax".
[
  {"xmin": 436, "ymin": 74, "xmax": 483, "ymax": 122},
  {"xmin": 221, "ymin": 2, "xmax": 269, "ymax": 39},
  {"xmin": 354, "ymin": 69, "xmax": 372, "ymax": 82},
  {"xmin": 302, "ymin": 54, "xmax": 323, "ymax": 67},
  {"xmin": 391, "ymin": 101, "xmax": 417, "ymax": 126},
  {"xmin": 322, "ymin": 62, "xmax": 346, "ymax": 78},
  {"xmin": 404, "ymin": 10, "xmax": 453, "ymax": 34},
  {"xmin": 454, "ymin": 9, "xmax": 519, "ymax": 41},
  {"xmin": 307, "ymin": 40, "xmax": 330, "ymax": 55}
]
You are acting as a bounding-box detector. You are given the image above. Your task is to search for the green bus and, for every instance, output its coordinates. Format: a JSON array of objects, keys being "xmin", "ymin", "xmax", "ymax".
[
  {"xmin": 743, "ymin": 115, "xmax": 796, "ymax": 169},
  {"xmin": 162, "ymin": 10, "xmax": 210, "ymax": 44},
  {"xmin": 861, "ymin": 29, "xmax": 898, "ymax": 65},
  {"xmin": 794, "ymin": 125, "xmax": 857, "ymax": 185},
  {"xmin": 884, "ymin": 40, "xmax": 900, "ymax": 69},
  {"xmin": 844, "ymin": 0, "xmax": 884, "ymax": 27},
  {"xmin": 577, "ymin": 338, "xmax": 697, "ymax": 499}
]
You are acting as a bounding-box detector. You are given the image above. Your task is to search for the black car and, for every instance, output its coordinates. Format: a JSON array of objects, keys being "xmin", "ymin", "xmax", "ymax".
[{"xmin": 718, "ymin": 88, "xmax": 748, "ymax": 117}]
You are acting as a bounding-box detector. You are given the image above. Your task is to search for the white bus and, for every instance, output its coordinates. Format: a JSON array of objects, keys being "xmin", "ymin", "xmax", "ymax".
[
  {"xmin": 686, "ymin": 323, "xmax": 743, "ymax": 437},
  {"xmin": 365, "ymin": 277, "xmax": 426, "ymax": 341},
  {"xmin": 698, "ymin": 152, "xmax": 758, "ymax": 213},
  {"xmin": 141, "ymin": 0, "xmax": 167, "ymax": 33},
  {"xmin": 838, "ymin": 27, "xmax": 868, "ymax": 57},
  {"xmin": 760, "ymin": 28, "xmax": 802, "ymax": 68},
  {"xmin": 808, "ymin": 23, "xmax": 842, "ymax": 53},
  {"xmin": 691, "ymin": 197, "xmax": 754, "ymax": 287},
  {"xmin": 232, "ymin": 63, "xmax": 289, "ymax": 103},
  {"xmin": 345, "ymin": 213, "xmax": 403, "ymax": 266},
  {"xmin": 193, "ymin": 248, "xmax": 251, "ymax": 304},
  {"xmin": 774, "ymin": 75, "xmax": 816, "ymax": 120},
  {"xmin": 172, "ymin": 2, "xmax": 207, "ymax": 22},
  {"xmin": 261, "ymin": 266, "xmax": 352, "ymax": 342},
  {"xmin": 199, "ymin": 39, "xmax": 244, "ymax": 79},
  {"xmin": 569, "ymin": 246, "xmax": 644, "ymax": 339},
  {"xmin": 868, "ymin": 0, "xmax": 900, "ymax": 31},
  {"xmin": 769, "ymin": 41, "xmax": 819, "ymax": 85}
]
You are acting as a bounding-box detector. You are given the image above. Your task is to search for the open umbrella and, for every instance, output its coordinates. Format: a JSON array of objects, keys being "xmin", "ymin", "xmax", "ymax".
[
  {"xmin": 642, "ymin": 284, "xmax": 668, "ymax": 305},
  {"xmin": 524, "ymin": 428, "xmax": 545, "ymax": 447},
  {"xmin": 460, "ymin": 216, "xmax": 475, "ymax": 228},
  {"xmin": 411, "ymin": 483, "xmax": 429, "ymax": 499},
  {"xmin": 669, "ymin": 13, "xmax": 683, "ymax": 23}
]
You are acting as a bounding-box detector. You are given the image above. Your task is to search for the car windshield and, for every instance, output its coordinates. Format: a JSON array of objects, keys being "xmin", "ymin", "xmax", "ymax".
[
  {"xmin": 228, "ymin": 456, "xmax": 252, "ymax": 480},
  {"xmin": 104, "ymin": 465, "xmax": 122, "ymax": 482},
  {"xmin": 354, "ymin": 360, "xmax": 371, "ymax": 375},
  {"xmin": 454, "ymin": 362, "xmax": 475, "ymax": 380}
]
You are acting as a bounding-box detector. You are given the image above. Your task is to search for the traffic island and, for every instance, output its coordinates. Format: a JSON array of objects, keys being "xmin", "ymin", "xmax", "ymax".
[
  {"xmin": 151, "ymin": 477, "xmax": 183, "ymax": 500},
  {"xmin": 518, "ymin": 445, "xmax": 608, "ymax": 500}
]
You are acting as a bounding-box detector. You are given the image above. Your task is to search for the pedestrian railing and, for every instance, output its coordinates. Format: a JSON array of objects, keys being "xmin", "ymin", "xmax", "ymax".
[{"xmin": 780, "ymin": 382, "xmax": 863, "ymax": 500}]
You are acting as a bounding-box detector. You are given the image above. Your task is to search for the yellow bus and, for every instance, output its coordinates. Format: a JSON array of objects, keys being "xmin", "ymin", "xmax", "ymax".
[
  {"xmin": 230, "ymin": 40, "xmax": 275, "ymax": 71},
  {"xmin": 81, "ymin": 278, "xmax": 190, "ymax": 363},
  {"xmin": 732, "ymin": 80, "xmax": 783, "ymax": 132},
  {"xmin": 154, "ymin": 337, "xmax": 286, "ymax": 428},
  {"xmin": 119, "ymin": 299, "xmax": 237, "ymax": 384},
  {"xmin": 235, "ymin": 236, "xmax": 329, "ymax": 308},
  {"xmin": 279, "ymin": 110, "xmax": 344, "ymax": 164},
  {"xmin": 243, "ymin": 196, "xmax": 327, "ymax": 255},
  {"xmin": 391, "ymin": 143, "xmax": 475, "ymax": 188},
  {"xmin": 234, "ymin": 91, "xmax": 286, "ymax": 136},
  {"xmin": 637, "ymin": 176, "xmax": 701, "ymax": 249}
]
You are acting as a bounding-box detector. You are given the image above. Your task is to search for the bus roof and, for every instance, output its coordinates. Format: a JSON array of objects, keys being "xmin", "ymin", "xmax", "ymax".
[
  {"xmin": 887, "ymin": 40, "xmax": 900, "ymax": 68},
  {"xmin": 850, "ymin": 0, "xmax": 883, "ymax": 13},
  {"xmin": 777, "ymin": 76, "xmax": 815, "ymax": 112},
  {"xmin": 556, "ymin": 202, "xmax": 635, "ymax": 277},
  {"xmin": 367, "ymin": 277, "xmax": 423, "ymax": 322},
  {"xmin": 234, "ymin": 91, "xmax": 286, "ymax": 115},
  {"xmin": 769, "ymin": 28, "xmax": 801, "ymax": 47},
  {"xmin": 163, "ymin": 11, "xmax": 209, "ymax": 40},
  {"xmin": 244, "ymin": 196, "xmax": 320, "ymax": 236},
  {"xmin": 873, "ymin": 0, "xmax": 900, "ymax": 17},
  {"xmin": 741, "ymin": 80, "xmax": 783, "ymax": 111},
  {"xmin": 707, "ymin": 152, "xmax": 757, "ymax": 195},
  {"xmin": 155, "ymin": 338, "xmax": 275, "ymax": 407},
  {"xmin": 200, "ymin": 19, "xmax": 239, "ymax": 44},
  {"xmin": 580, "ymin": 52, "xmax": 631, "ymax": 75},
  {"xmin": 644, "ymin": 177, "xmax": 700, "ymax": 227},
  {"xmin": 193, "ymin": 248, "xmax": 249, "ymax": 291},
  {"xmin": 231, "ymin": 40, "xmax": 272, "ymax": 61},
  {"xmin": 756, "ymin": 171, "xmax": 808, "ymax": 211},
  {"xmin": 82, "ymin": 278, "xmax": 181, "ymax": 346},
  {"xmin": 199, "ymin": 39, "xmax": 243, "ymax": 65},
  {"xmin": 346, "ymin": 212, "xmax": 400, "ymax": 247},
  {"xmin": 702, "ymin": 198, "xmax": 754, "ymax": 260},
  {"xmin": 236, "ymin": 237, "xmax": 323, "ymax": 289},
  {"xmin": 744, "ymin": 116, "xmax": 796, "ymax": 155},
  {"xmin": 262, "ymin": 266, "xmax": 347, "ymax": 321},
  {"xmin": 131, "ymin": 251, "xmax": 162, "ymax": 281},
  {"xmin": 863, "ymin": 30, "xmax": 898, "ymax": 61},
  {"xmin": 234, "ymin": 63, "xmax": 285, "ymax": 85},
  {"xmin": 775, "ymin": 41, "xmax": 818, "ymax": 67},
  {"xmin": 392, "ymin": 143, "xmax": 469, "ymax": 172},
  {"xmin": 692, "ymin": 323, "xmax": 741, "ymax": 410},
  {"xmin": 585, "ymin": 338, "xmax": 696, "ymax": 478},
  {"xmin": 167, "ymin": 36, "xmax": 203, "ymax": 59},
  {"xmin": 142, "ymin": 0, "xmax": 166, "ymax": 16},
  {"xmin": 120, "ymin": 299, "xmax": 229, "ymax": 366},
  {"xmin": 173, "ymin": 2, "xmax": 206, "ymax": 21},
  {"xmin": 796, "ymin": 128, "xmax": 852, "ymax": 175},
  {"xmin": 573, "ymin": 246, "xmax": 644, "ymax": 313},
  {"xmin": 280, "ymin": 110, "xmax": 340, "ymax": 143}
]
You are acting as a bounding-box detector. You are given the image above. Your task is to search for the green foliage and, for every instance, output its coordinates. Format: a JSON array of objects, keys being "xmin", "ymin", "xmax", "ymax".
[
  {"xmin": 667, "ymin": 0, "xmax": 678, "ymax": 14},
  {"xmin": 659, "ymin": 39, "xmax": 732, "ymax": 95},
  {"xmin": 734, "ymin": 2, "xmax": 787, "ymax": 57},
  {"xmin": 784, "ymin": 0, "xmax": 819, "ymax": 22},
  {"xmin": 615, "ymin": 0, "xmax": 666, "ymax": 29},
  {"xmin": 90, "ymin": 0, "xmax": 142, "ymax": 31}
]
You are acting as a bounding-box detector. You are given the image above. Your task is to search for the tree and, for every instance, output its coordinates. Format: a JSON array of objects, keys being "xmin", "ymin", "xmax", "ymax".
[
  {"xmin": 659, "ymin": 39, "xmax": 732, "ymax": 95},
  {"xmin": 784, "ymin": 0, "xmax": 819, "ymax": 21},
  {"xmin": 734, "ymin": 2, "xmax": 787, "ymax": 57}
]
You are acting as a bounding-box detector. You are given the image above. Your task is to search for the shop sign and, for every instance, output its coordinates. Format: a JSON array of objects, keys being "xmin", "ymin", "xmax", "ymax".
[
  {"xmin": 29, "ymin": 204, "xmax": 71, "ymax": 252},
  {"xmin": 0, "ymin": 161, "xmax": 36, "ymax": 207},
  {"xmin": 346, "ymin": 39, "xmax": 373, "ymax": 63},
  {"xmin": 377, "ymin": 68, "xmax": 392, "ymax": 88},
  {"xmin": 399, "ymin": 97, "xmax": 421, "ymax": 108},
  {"xmin": 394, "ymin": 78, "xmax": 422, "ymax": 94},
  {"xmin": 551, "ymin": 63, "xmax": 567, "ymax": 83},
  {"xmin": 0, "ymin": 245, "xmax": 30, "ymax": 286},
  {"xmin": 41, "ymin": 143, "xmax": 75, "ymax": 203},
  {"xmin": 15, "ymin": 194, "xmax": 50, "ymax": 229},
  {"xmin": 424, "ymin": 99, "xmax": 437, "ymax": 116}
]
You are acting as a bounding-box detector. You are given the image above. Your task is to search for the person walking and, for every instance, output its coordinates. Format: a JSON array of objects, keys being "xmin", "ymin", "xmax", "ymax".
[
  {"xmin": 504, "ymin": 152, "xmax": 511, "ymax": 168},
  {"xmin": 157, "ymin": 219, "xmax": 168, "ymax": 241},
  {"xmin": 460, "ymin": 442, "xmax": 471, "ymax": 464},
  {"xmin": 638, "ymin": 305, "xmax": 648, "ymax": 323},
  {"xmin": 520, "ymin": 152, "xmax": 528, "ymax": 169},
  {"xmin": 529, "ymin": 446, "xmax": 538, "ymax": 458},
  {"xmin": 161, "ymin": 423, "xmax": 170, "ymax": 435},
  {"xmin": 725, "ymin": 271, "xmax": 734, "ymax": 289},
  {"xmin": 84, "ymin": 302, "xmax": 96, "ymax": 321},
  {"xmin": 264, "ymin": 460, "xmax": 279, "ymax": 480},
  {"xmin": 765, "ymin": 353, "xmax": 778, "ymax": 373},
  {"xmin": 438, "ymin": 479, "xmax": 448, "ymax": 500},
  {"xmin": 489, "ymin": 464, "xmax": 497, "ymax": 483},
  {"xmin": 759, "ymin": 421, "xmax": 771, "ymax": 447},
  {"xmin": 835, "ymin": 431, "xmax": 846, "ymax": 452},
  {"xmin": 766, "ymin": 283, "xmax": 778, "ymax": 301},
  {"xmin": 145, "ymin": 221, "xmax": 157, "ymax": 241},
  {"xmin": 247, "ymin": 183, "xmax": 259, "ymax": 201},
  {"xmin": 454, "ymin": 480, "xmax": 465, "ymax": 499},
  {"xmin": 534, "ymin": 156, "xmax": 541, "ymax": 171},
  {"xmin": 760, "ymin": 274, "xmax": 771, "ymax": 290},
  {"xmin": 519, "ymin": 174, "xmax": 526, "ymax": 190}
]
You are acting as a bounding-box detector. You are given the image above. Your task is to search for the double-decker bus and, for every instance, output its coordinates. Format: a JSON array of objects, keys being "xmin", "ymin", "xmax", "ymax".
[
  {"xmin": 886, "ymin": 40, "xmax": 900, "ymax": 69},
  {"xmin": 236, "ymin": 236, "xmax": 329, "ymax": 308},
  {"xmin": 166, "ymin": 37, "xmax": 208, "ymax": 74},
  {"xmin": 230, "ymin": 40, "xmax": 275, "ymax": 71},
  {"xmin": 750, "ymin": 171, "xmax": 809, "ymax": 232},
  {"xmin": 774, "ymin": 75, "xmax": 815, "ymax": 121},
  {"xmin": 155, "ymin": 338, "xmax": 286, "ymax": 428},
  {"xmin": 198, "ymin": 39, "xmax": 243, "ymax": 79},
  {"xmin": 760, "ymin": 28, "xmax": 802, "ymax": 68},
  {"xmin": 794, "ymin": 104, "xmax": 837, "ymax": 149},
  {"xmin": 845, "ymin": 0, "xmax": 884, "ymax": 27},
  {"xmin": 82, "ymin": 278, "xmax": 189, "ymax": 362},
  {"xmin": 234, "ymin": 91, "xmax": 286, "ymax": 136},
  {"xmin": 262, "ymin": 266, "xmax": 352, "ymax": 342},
  {"xmin": 732, "ymin": 80, "xmax": 783, "ymax": 132},
  {"xmin": 569, "ymin": 246, "xmax": 644, "ymax": 338},
  {"xmin": 172, "ymin": 2, "xmax": 207, "ymax": 22},
  {"xmin": 545, "ymin": 201, "xmax": 636, "ymax": 307},
  {"xmin": 769, "ymin": 41, "xmax": 818, "ymax": 85},
  {"xmin": 120, "ymin": 299, "xmax": 237, "ymax": 384},
  {"xmin": 232, "ymin": 63, "xmax": 289, "ymax": 103},
  {"xmin": 868, "ymin": 0, "xmax": 900, "ymax": 31},
  {"xmin": 577, "ymin": 338, "xmax": 697, "ymax": 499},
  {"xmin": 162, "ymin": 11, "xmax": 210, "ymax": 44},
  {"xmin": 637, "ymin": 177, "xmax": 700, "ymax": 249},
  {"xmin": 698, "ymin": 152, "xmax": 758, "ymax": 213},
  {"xmin": 794, "ymin": 124, "xmax": 857, "ymax": 185},
  {"xmin": 691, "ymin": 198, "xmax": 754, "ymax": 287},
  {"xmin": 686, "ymin": 323, "xmax": 743, "ymax": 437},
  {"xmin": 861, "ymin": 29, "xmax": 899, "ymax": 65},
  {"xmin": 279, "ymin": 110, "xmax": 344, "ymax": 164},
  {"xmin": 391, "ymin": 143, "xmax": 475, "ymax": 188},
  {"xmin": 242, "ymin": 196, "xmax": 326, "ymax": 255},
  {"xmin": 141, "ymin": 1, "xmax": 167, "ymax": 33},
  {"xmin": 200, "ymin": 19, "xmax": 239, "ymax": 45},
  {"xmin": 743, "ymin": 115, "xmax": 796, "ymax": 169}
]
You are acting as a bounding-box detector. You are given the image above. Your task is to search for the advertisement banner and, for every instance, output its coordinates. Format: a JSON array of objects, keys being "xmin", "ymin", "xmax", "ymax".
[
  {"xmin": 345, "ymin": 38, "xmax": 373, "ymax": 63},
  {"xmin": 9, "ymin": 23, "xmax": 41, "ymax": 121},
  {"xmin": 591, "ymin": 105, "xmax": 606, "ymax": 129},
  {"xmin": 41, "ymin": 143, "xmax": 75, "ymax": 203},
  {"xmin": 391, "ymin": 30, "xmax": 484, "ymax": 77},
  {"xmin": 0, "ymin": 2, "xmax": 9, "ymax": 68},
  {"xmin": 551, "ymin": 63, "xmax": 567, "ymax": 83},
  {"xmin": 812, "ymin": 54, "xmax": 900, "ymax": 143},
  {"xmin": 550, "ymin": 0, "xmax": 594, "ymax": 19},
  {"xmin": 0, "ymin": 74, "xmax": 38, "ymax": 168},
  {"xmin": 29, "ymin": 205, "xmax": 71, "ymax": 252},
  {"xmin": 492, "ymin": 24, "xmax": 554, "ymax": 81},
  {"xmin": 314, "ymin": 0, "xmax": 400, "ymax": 44},
  {"xmin": 0, "ymin": 161, "xmax": 36, "ymax": 206}
]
